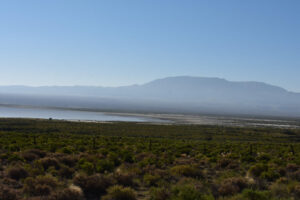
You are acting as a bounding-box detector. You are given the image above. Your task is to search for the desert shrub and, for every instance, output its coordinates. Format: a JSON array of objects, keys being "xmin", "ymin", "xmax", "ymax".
[
  {"xmin": 2, "ymin": 177, "xmax": 22, "ymax": 189},
  {"xmin": 218, "ymin": 183, "xmax": 239, "ymax": 197},
  {"xmin": 96, "ymin": 159, "xmax": 115, "ymax": 173},
  {"xmin": 61, "ymin": 146, "xmax": 73, "ymax": 154},
  {"xmin": 50, "ymin": 187, "xmax": 84, "ymax": 200},
  {"xmin": 241, "ymin": 154, "xmax": 256, "ymax": 163},
  {"xmin": 34, "ymin": 184, "xmax": 52, "ymax": 196},
  {"xmin": 40, "ymin": 157, "xmax": 60, "ymax": 170},
  {"xmin": 3, "ymin": 118, "xmax": 300, "ymax": 200},
  {"xmin": 26, "ymin": 160, "xmax": 45, "ymax": 177},
  {"xmin": 23, "ymin": 176, "xmax": 58, "ymax": 196},
  {"xmin": 170, "ymin": 165, "xmax": 203, "ymax": 178},
  {"xmin": 291, "ymin": 169, "xmax": 300, "ymax": 181},
  {"xmin": 22, "ymin": 152, "xmax": 39, "ymax": 162},
  {"xmin": 58, "ymin": 165, "xmax": 75, "ymax": 179},
  {"xmin": 8, "ymin": 145, "xmax": 20, "ymax": 152},
  {"xmin": 277, "ymin": 177, "xmax": 289, "ymax": 184},
  {"xmin": 58, "ymin": 155, "xmax": 77, "ymax": 167},
  {"xmin": 252, "ymin": 178, "xmax": 269, "ymax": 191},
  {"xmin": 150, "ymin": 187, "xmax": 171, "ymax": 200},
  {"xmin": 143, "ymin": 174, "xmax": 160, "ymax": 187},
  {"xmin": 260, "ymin": 168, "xmax": 280, "ymax": 181},
  {"xmin": 217, "ymin": 158, "xmax": 231, "ymax": 169},
  {"xmin": 278, "ymin": 166, "xmax": 286, "ymax": 176},
  {"xmin": 78, "ymin": 160, "xmax": 94, "ymax": 175},
  {"xmin": 25, "ymin": 149, "xmax": 46, "ymax": 158},
  {"xmin": 102, "ymin": 185, "xmax": 137, "ymax": 200},
  {"xmin": 171, "ymin": 185, "xmax": 208, "ymax": 200},
  {"xmin": 49, "ymin": 143, "xmax": 59, "ymax": 152},
  {"xmin": 248, "ymin": 164, "xmax": 268, "ymax": 177},
  {"xmin": 108, "ymin": 152, "xmax": 121, "ymax": 166},
  {"xmin": 135, "ymin": 152, "xmax": 154, "ymax": 162},
  {"xmin": 0, "ymin": 187, "xmax": 18, "ymax": 200},
  {"xmin": 31, "ymin": 149, "xmax": 47, "ymax": 157},
  {"xmin": 73, "ymin": 174, "xmax": 113, "ymax": 198},
  {"xmin": 36, "ymin": 175, "xmax": 58, "ymax": 188},
  {"xmin": 122, "ymin": 151, "xmax": 134, "ymax": 163},
  {"xmin": 257, "ymin": 153, "xmax": 271, "ymax": 163},
  {"xmin": 241, "ymin": 189, "xmax": 270, "ymax": 200},
  {"xmin": 114, "ymin": 173, "xmax": 135, "ymax": 187},
  {"xmin": 286, "ymin": 163, "xmax": 299, "ymax": 173},
  {"xmin": 293, "ymin": 185, "xmax": 300, "ymax": 199},
  {"xmin": 47, "ymin": 166, "xmax": 59, "ymax": 177},
  {"xmin": 7, "ymin": 153, "xmax": 24, "ymax": 162},
  {"xmin": 269, "ymin": 182, "xmax": 289, "ymax": 199},
  {"xmin": 7, "ymin": 166, "xmax": 28, "ymax": 180},
  {"xmin": 218, "ymin": 177, "xmax": 248, "ymax": 196}
]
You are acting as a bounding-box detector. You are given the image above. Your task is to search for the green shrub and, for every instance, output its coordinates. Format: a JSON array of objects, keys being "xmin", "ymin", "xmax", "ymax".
[
  {"xmin": 96, "ymin": 159, "xmax": 115, "ymax": 173},
  {"xmin": 61, "ymin": 146, "xmax": 73, "ymax": 154},
  {"xmin": 150, "ymin": 187, "xmax": 171, "ymax": 200},
  {"xmin": 248, "ymin": 164, "xmax": 268, "ymax": 177},
  {"xmin": 7, "ymin": 153, "xmax": 24, "ymax": 162},
  {"xmin": 122, "ymin": 151, "xmax": 134, "ymax": 163},
  {"xmin": 171, "ymin": 185, "xmax": 208, "ymax": 200},
  {"xmin": 79, "ymin": 161, "xmax": 94, "ymax": 175},
  {"xmin": 241, "ymin": 154, "xmax": 256, "ymax": 163},
  {"xmin": 270, "ymin": 182, "xmax": 289, "ymax": 199},
  {"xmin": 170, "ymin": 165, "xmax": 203, "ymax": 178},
  {"xmin": 144, "ymin": 174, "xmax": 160, "ymax": 187},
  {"xmin": 108, "ymin": 152, "xmax": 121, "ymax": 166},
  {"xmin": 257, "ymin": 153, "xmax": 271, "ymax": 163},
  {"xmin": 102, "ymin": 185, "xmax": 137, "ymax": 200},
  {"xmin": 26, "ymin": 160, "xmax": 45, "ymax": 176},
  {"xmin": 260, "ymin": 168, "xmax": 280, "ymax": 181},
  {"xmin": 242, "ymin": 189, "xmax": 270, "ymax": 200}
]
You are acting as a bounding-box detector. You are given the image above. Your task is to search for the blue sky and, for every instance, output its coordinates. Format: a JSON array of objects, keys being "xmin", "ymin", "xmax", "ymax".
[{"xmin": 0, "ymin": 1, "xmax": 299, "ymax": 92}]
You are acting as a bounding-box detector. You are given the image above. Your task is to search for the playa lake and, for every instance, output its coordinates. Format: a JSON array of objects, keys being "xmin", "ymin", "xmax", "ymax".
[{"xmin": 0, "ymin": 105, "xmax": 299, "ymax": 128}]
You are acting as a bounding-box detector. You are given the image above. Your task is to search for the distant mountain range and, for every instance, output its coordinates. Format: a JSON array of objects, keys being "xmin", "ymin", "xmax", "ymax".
[{"xmin": 0, "ymin": 76, "xmax": 300, "ymax": 117}]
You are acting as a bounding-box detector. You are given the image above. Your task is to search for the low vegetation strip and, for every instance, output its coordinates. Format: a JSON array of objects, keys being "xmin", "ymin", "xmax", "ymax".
[{"xmin": 0, "ymin": 118, "xmax": 300, "ymax": 199}]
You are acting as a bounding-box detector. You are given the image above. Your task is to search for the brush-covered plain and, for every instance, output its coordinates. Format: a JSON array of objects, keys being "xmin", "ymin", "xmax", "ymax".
[{"xmin": 1, "ymin": 118, "xmax": 300, "ymax": 200}]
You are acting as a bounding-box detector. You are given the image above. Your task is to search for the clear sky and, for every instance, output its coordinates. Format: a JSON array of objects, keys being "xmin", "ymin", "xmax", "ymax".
[{"xmin": 0, "ymin": 1, "xmax": 299, "ymax": 92}]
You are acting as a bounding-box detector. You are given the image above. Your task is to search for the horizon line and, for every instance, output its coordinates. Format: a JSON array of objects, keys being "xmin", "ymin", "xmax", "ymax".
[{"xmin": 0, "ymin": 75, "xmax": 298, "ymax": 93}]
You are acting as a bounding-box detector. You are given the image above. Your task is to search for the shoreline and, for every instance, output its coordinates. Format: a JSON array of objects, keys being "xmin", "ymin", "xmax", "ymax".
[{"xmin": 0, "ymin": 104, "xmax": 300, "ymax": 129}]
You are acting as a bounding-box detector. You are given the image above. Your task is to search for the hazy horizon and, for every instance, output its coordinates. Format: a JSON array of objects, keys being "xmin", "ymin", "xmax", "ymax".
[
  {"xmin": 0, "ymin": 75, "xmax": 299, "ymax": 94},
  {"xmin": 0, "ymin": 76, "xmax": 300, "ymax": 118}
]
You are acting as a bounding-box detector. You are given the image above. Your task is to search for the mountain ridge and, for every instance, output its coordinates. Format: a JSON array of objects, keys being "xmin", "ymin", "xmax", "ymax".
[
  {"xmin": 0, "ymin": 76, "xmax": 299, "ymax": 117},
  {"xmin": 0, "ymin": 76, "xmax": 294, "ymax": 93}
]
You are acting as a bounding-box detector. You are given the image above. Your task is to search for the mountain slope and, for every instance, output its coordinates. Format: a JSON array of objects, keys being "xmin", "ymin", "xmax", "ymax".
[{"xmin": 0, "ymin": 76, "xmax": 299, "ymax": 117}]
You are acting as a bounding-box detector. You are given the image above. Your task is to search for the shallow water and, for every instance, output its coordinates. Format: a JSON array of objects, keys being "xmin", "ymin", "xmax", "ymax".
[
  {"xmin": 0, "ymin": 106, "xmax": 161, "ymax": 122},
  {"xmin": 0, "ymin": 105, "xmax": 299, "ymax": 128}
]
